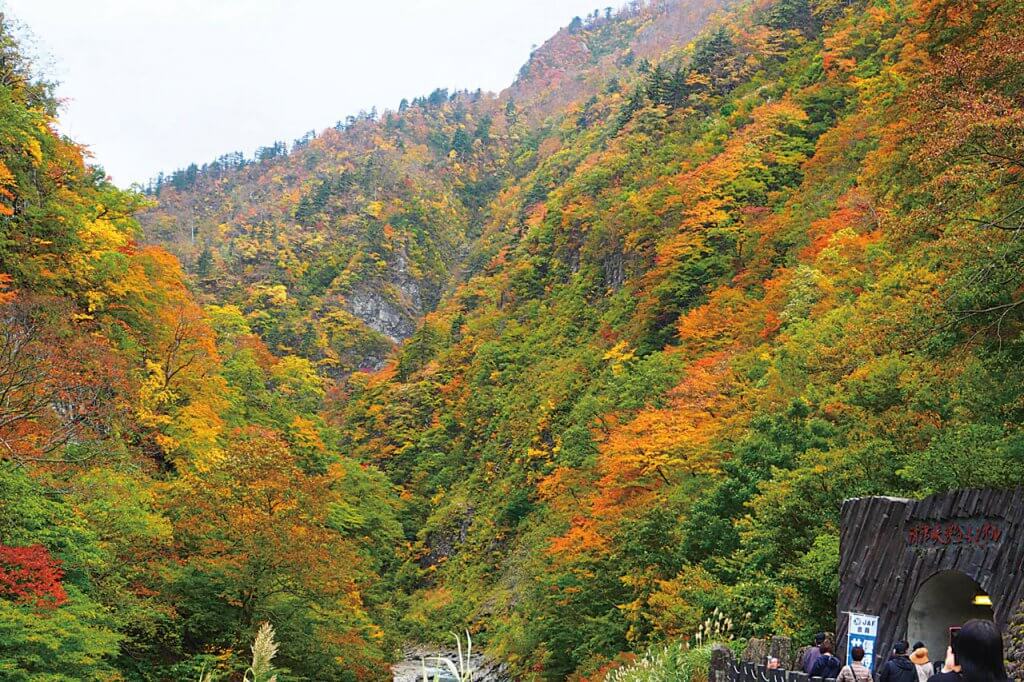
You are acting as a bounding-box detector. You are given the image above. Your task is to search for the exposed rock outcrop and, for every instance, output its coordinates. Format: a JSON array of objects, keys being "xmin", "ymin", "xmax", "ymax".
[{"xmin": 392, "ymin": 646, "xmax": 509, "ymax": 682}]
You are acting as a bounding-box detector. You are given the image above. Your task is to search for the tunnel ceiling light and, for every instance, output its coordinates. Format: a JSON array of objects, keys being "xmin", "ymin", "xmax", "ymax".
[{"xmin": 973, "ymin": 594, "xmax": 993, "ymax": 607}]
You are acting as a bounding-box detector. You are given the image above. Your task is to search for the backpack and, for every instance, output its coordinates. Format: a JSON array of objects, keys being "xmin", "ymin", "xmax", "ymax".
[{"xmin": 814, "ymin": 654, "xmax": 842, "ymax": 679}]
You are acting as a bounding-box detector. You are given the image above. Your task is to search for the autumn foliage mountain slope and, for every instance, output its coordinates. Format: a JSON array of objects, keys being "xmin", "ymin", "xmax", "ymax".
[
  {"xmin": 139, "ymin": 0, "xmax": 724, "ymax": 376},
  {"xmin": 331, "ymin": 0, "xmax": 1024, "ymax": 677},
  {"xmin": 3, "ymin": 0, "xmax": 1024, "ymax": 680},
  {"xmin": 0, "ymin": 17, "xmax": 400, "ymax": 681}
]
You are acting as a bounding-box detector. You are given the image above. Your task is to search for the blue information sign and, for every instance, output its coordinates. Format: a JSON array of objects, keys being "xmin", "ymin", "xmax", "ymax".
[{"xmin": 847, "ymin": 612, "xmax": 879, "ymax": 672}]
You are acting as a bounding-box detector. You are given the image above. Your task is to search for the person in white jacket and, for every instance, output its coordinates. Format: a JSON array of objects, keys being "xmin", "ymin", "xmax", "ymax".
[{"xmin": 910, "ymin": 643, "xmax": 937, "ymax": 682}]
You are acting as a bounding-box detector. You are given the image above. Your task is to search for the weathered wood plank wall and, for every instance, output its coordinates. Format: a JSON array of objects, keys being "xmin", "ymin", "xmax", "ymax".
[{"xmin": 836, "ymin": 488, "xmax": 1024, "ymax": 666}]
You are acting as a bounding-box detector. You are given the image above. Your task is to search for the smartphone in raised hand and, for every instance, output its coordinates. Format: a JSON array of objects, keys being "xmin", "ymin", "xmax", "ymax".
[{"xmin": 949, "ymin": 626, "xmax": 962, "ymax": 666}]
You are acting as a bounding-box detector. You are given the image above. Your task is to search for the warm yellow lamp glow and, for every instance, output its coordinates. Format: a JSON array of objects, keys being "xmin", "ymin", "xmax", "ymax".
[{"xmin": 973, "ymin": 594, "xmax": 993, "ymax": 607}]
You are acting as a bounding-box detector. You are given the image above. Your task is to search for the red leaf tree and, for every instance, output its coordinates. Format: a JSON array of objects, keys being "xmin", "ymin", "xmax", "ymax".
[{"xmin": 0, "ymin": 544, "xmax": 68, "ymax": 608}]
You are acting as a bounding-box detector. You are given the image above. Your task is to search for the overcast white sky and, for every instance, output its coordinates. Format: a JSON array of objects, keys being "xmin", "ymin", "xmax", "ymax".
[{"xmin": 4, "ymin": 0, "xmax": 606, "ymax": 187}]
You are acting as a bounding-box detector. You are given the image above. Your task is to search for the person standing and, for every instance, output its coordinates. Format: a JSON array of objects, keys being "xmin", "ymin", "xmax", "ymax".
[
  {"xmin": 879, "ymin": 641, "xmax": 918, "ymax": 682},
  {"xmin": 928, "ymin": 619, "xmax": 1009, "ymax": 682},
  {"xmin": 804, "ymin": 633, "xmax": 827, "ymax": 675},
  {"xmin": 838, "ymin": 646, "xmax": 873, "ymax": 682},
  {"xmin": 812, "ymin": 642, "xmax": 843, "ymax": 679},
  {"xmin": 911, "ymin": 642, "xmax": 936, "ymax": 682}
]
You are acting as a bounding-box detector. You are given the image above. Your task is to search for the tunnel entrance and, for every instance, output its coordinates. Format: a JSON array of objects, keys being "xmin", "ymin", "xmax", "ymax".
[
  {"xmin": 906, "ymin": 571, "xmax": 995, "ymax": 658},
  {"xmin": 838, "ymin": 491, "xmax": 1024, "ymax": 677}
]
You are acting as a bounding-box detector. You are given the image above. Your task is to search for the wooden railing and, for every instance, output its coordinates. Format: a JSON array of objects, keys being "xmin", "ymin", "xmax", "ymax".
[
  {"xmin": 709, "ymin": 646, "xmax": 843, "ymax": 682},
  {"xmin": 726, "ymin": 661, "xmax": 836, "ymax": 682}
]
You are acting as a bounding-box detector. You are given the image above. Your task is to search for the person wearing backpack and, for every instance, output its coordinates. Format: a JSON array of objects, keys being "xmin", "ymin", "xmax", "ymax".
[
  {"xmin": 804, "ymin": 633, "xmax": 827, "ymax": 674},
  {"xmin": 880, "ymin": 641, "xmax": 919, "ymax": 682},
  {"xmin": 838, "ymin": 645, "xmax": 873, "ymax": 682},
  {"xmin": 812, "ymin": 642, "xmax": 843, "ymax": 679}
]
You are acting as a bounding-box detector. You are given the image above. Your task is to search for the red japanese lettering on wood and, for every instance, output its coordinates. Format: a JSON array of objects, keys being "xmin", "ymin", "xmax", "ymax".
[{"xmin": 904, "ymin": 520, "xmax": 1005, "ymax": 548}]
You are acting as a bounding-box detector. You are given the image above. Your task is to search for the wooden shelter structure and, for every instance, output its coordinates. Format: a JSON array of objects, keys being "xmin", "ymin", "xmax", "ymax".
[{"xmin": 836, "ymin": 489, "xmax": 1024, "ymax": 671}]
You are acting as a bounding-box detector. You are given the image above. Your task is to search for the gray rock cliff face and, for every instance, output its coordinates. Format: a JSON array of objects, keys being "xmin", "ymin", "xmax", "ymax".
[
  {"xmin": 348, "ymin": 285, "xmax": 417, "ymax": 341},
  {"xmin": 347, "ymin": 246, "xmax": 433, "ymax": 343},
  {"xmin": 1008, "ymin": 599, "xmax": 1024, "ymax": 680}
]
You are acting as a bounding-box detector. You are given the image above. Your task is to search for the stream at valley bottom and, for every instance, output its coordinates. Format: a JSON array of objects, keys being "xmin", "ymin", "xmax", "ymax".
[{"xmin": 391, "ymin": 646, "xmax": 510, "ymax": 682}]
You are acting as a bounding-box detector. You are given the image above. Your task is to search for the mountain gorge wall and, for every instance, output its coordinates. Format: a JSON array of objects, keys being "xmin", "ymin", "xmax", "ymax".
[
  {"xmin": 139, "ymin": 0, "xmax": 727, "ymax": 374},
  {"xmin": 138, "ymin": 0, "xmax": 1024, "ymax": 678}
]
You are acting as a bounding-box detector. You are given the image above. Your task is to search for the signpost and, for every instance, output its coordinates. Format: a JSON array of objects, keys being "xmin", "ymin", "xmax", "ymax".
[{"xmin": 847, "ymin": 612, "xmax": 879, "ymax": 672}]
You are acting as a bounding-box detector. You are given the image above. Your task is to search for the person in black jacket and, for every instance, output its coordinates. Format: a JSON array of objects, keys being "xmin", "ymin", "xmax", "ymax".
[
  {"xmin": 880, "ymin": 641, "xmax": 919, "ymax": 682},
  {"xmin": 811, "ymin": 642, "xmax": 843, "ymax": 679},
  {"xmin": 929, "ymin": 619, "xmax": 1008, "ymax": 682}
]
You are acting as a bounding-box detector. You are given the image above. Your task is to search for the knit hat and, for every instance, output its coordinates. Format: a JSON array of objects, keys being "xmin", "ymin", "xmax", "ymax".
[{"xmin": 910, "ymin": 648, "xmax": 930, "ymax": 665}]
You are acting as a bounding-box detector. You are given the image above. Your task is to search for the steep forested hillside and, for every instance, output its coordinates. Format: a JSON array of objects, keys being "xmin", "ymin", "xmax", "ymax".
[
  {"xmin": 139, "ymin": 0, "xmax": 723, "ymax": 376},
  {"xmin": 332, "ymin": 0, "xmax": 1023, "ymax": 677},
  {"xmin": 0, "ymin": 17, "xmax": 401, "ymax": 681},
  {"xmin": 5, "ymin": 0, "xmax": 1024, "ymax": 679}
]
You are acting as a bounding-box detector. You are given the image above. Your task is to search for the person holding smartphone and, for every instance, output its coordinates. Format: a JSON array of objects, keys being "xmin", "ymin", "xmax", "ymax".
[{"xmin": 928, "ymin": 620, "xmax": 1008, "ymax": 682}]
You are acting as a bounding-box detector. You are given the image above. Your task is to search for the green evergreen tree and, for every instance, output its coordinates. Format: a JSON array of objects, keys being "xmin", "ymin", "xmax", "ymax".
[
  {"xmin": 766, "ymin": 0, "xmax": 816, "ymax": 35},
  {"xmin": 617, "ymin": 85, "xmax": 647, "ymax": 127},
  {"xmin": 451, "ymin": 128, "xmax": 473, "ymax": 157},
  {"xmin": 646, "ymin": 63, "xmax": 672, "ymax": 105},
  {"xmin": 667, "ymin": 67, "xmax": 689, "ymax": 108},
  {"xmin": 196, "ymin": 245, "xmax": 213, "ymax": 279},
  {"xmin": 691, "ymin": 26, "xmax": 734, "ymax": 75},
  {"xmin": 505, "ymin": 97, "xmax": 518, "ymax": 123}
]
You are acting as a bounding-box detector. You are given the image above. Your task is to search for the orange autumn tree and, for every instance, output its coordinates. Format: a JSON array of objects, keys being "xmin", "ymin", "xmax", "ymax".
[
  {"xmin": 0, "ymin": 295, "xmax": 131, "ymax": 463},
  {"xmin": 592, "ymin": 351, "xmax": 735, "ymax": 506},
  {"xmin": 170, "ymin": 426, "xmax": 388, "ymax": 679},
  {"xmin": 546, "ymin": 350, "xmax": 735, "ymax": 553},
  {"xmin": 126, "ymin": 248, "xmax": 229, "ymax": 464}
]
